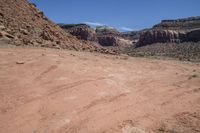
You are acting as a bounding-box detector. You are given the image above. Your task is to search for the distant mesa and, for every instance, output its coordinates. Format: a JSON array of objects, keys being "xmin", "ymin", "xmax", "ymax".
[{"xmin": 137, "ymin": 16, "xmax": 200, "ymax": 47}]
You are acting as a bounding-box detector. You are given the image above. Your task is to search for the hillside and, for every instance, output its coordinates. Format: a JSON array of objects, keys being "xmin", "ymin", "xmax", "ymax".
[{"xmin": 0, "ymin": 0, "xmax": 111, "ymax": 53}]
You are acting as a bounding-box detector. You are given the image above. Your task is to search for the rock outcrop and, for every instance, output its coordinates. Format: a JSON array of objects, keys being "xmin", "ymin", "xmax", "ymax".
[
  {"xmin": 59, "ymin": 24, "xmax": 97, "ymax": 42},
  {"xmin": 137, "ymin": 16, "xmax": 200, "ymax": 47},
  {"xmin": 95, "ymin": 26, "xmax": 121, "ymax": 36}
]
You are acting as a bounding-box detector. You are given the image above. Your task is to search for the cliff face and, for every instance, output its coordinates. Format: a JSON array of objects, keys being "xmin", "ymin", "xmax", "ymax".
[
  {"xmin": 95, "ymin": 26, "xmax": 121, "ymax": 36},
  {"xmin": 121, "ymin": 29, "xmax": 149, "ymax": 42},
  {"xmin": 0, "ymin": 0, "xmax": 109, "ymax": 52},
  {"xmin": 60, "ymin": 25, "xmax": 133, "ymax": 47},
  {"xmin": 95, "ymin": 26, "xmax": 132, "ymax": 47},
  {"xmin": 59, "ymin": 24, "xmax": 97, "ymax": 42},
  {"xmin": 138, "ymin": 30, "xmax": 186, "ymax": 46},
  {"xmin": 186, "ymin": 29, "xmax": 200, "ymax": 42},
  {"xmin": 137, "ymin": 16, "xmax": 200, "ymax": 46},
  {"xmin": 153, "ymin": 16, "xmax": 200, "ymax": 30}
]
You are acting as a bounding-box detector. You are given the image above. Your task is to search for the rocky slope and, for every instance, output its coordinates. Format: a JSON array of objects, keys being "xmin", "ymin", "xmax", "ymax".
[
  {"xmin": 137, "ymin": 16, "xmax": 200, "ymax": 46},
  {"xmin": 0, "ymin": 0, "xmax": 111, "ymax": 53}
]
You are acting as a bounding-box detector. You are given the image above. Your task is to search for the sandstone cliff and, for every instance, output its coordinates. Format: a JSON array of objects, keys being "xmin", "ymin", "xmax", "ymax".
[
  {"xmin": 153, "ymin": 16, "xmax": 200, "ymax": 30},
  {"xmin": 137, "ymin": 16, "xmax": 200, "ymax": 46},
  {"xmin": 59, "ymin": 24, "xmax": 97, "ymax": 42},
  {"xmin": 60, "ymin": 24, "xmax": 132, "ymax": 47}
]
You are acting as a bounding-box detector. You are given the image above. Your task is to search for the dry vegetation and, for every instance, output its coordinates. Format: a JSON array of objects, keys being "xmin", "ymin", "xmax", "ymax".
[{"xmin": 125, "ymin": 42, "xmax": 200, "ymax": 62}]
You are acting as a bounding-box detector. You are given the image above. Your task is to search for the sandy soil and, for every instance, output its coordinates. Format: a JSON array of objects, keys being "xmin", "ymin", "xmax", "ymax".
[{"xmin": 0, "ymin": 47, "xmax": 200, "ymax": 133}]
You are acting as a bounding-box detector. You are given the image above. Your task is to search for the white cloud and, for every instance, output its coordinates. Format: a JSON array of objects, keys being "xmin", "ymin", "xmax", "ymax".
[
  {"xmin": 120, "ymin": 27, "xmax": 134, "ymax": 31},
  {"xmin": 83, "ymin": 22, "xmax": 105, "ymax": 26}
]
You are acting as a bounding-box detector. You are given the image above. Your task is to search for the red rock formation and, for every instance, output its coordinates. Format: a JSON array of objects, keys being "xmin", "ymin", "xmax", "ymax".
[
  {"xmin": 60, "ymin": 24, "xmax": 133, "ymax": 47},
  {"xmin": 138, "ymin": 30, "xmax": 186, "ymax": 46},
  {"xmin": 59, "ymin": 24, "xmax": 97, "ymax": 42},
  {"xmin": 137, "ymin": 16, "xmax": 200, "ymax": 47}
]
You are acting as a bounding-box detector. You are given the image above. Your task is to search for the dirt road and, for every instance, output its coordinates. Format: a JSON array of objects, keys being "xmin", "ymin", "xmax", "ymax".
[{"xmin": 0, "ymin": 47, "xmax": 200, "ymax": 133}]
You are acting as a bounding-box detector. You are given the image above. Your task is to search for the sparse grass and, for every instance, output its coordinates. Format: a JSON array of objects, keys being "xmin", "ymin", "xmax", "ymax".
[{"xmin": 124, "ymin": 42, "xmax": 200, "ymax": 62}]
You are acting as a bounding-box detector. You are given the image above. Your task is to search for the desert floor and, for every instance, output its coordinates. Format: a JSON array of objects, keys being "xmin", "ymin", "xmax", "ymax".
[{"xmin": 0, "ymin": 47, "xmax": 200, "ymax": 133}]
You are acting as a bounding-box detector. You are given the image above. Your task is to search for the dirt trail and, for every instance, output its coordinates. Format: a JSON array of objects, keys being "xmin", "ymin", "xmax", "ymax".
[{"xmin": 0, "ymin": 47, "xmax": 200, "ymax": 133}]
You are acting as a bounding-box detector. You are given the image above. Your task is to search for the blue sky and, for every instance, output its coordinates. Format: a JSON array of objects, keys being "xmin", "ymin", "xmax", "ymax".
[{"xmin": 30, "ymin": 0, "xmax": 200, "ymax": 31}]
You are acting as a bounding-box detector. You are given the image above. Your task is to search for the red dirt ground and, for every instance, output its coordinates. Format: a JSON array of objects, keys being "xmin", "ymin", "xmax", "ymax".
[{"xmin": 0, "ymin": 47, "xmax": 200, "ymax": 133}]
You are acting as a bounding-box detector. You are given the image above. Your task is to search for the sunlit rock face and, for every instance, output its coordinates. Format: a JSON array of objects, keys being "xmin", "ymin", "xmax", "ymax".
[{"xmin": 137, "ymin": 16, "xmax": 200, "ymax": 47}]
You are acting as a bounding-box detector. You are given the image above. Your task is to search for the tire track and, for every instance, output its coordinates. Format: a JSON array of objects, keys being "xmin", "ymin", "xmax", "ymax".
[
  {"xmin": 34, "ymin": 65, "xmax": 58, "ymax": 81},
  {"xmin": 3, "ymin": 77, "xmax": 107, "ymax": 113},
  {"xmin": 78, "ymin": 93, "xmax": 128, "ymax": 114}
]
